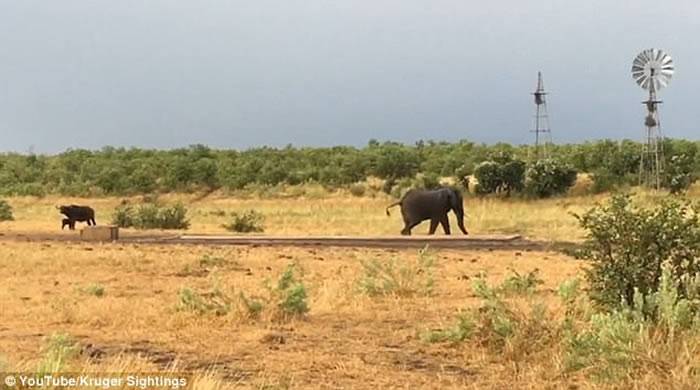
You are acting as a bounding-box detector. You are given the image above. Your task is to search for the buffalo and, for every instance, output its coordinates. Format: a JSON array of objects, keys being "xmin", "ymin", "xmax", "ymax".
[
  {"xmin": 61, "ymin": 218, "xmax": 73, "ymax": 230},
  {"xmin": 57, "ymin": 205, "xmax": 96, "ymax": 230}
]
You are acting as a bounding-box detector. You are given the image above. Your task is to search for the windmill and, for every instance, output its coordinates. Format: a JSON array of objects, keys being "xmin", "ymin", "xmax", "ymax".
[
  {"xmin": 631, "ymin": 48, "xmax": 674, "ymax": 190},
  {"xmin": 531, "ymin": 72, "xmax": 552, "ymax": 160}
]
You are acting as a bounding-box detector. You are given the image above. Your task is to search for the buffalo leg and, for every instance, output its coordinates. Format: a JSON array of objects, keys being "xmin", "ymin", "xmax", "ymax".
[
  {"xmin": 70, "ymin": 220, "xmax": 76, "ymax": 230},
  {"xmin": 440, "ymin": 215, "xmax": 451, "ymax": 235},
  {"xmin": 428, "ymin": 218, "xmax": 439, "ymax": 235}
]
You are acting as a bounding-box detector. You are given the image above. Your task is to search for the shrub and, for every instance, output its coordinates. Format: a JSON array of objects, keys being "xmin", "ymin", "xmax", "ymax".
[
  {"xmin": 222, "ymin": 210, "xmax": 265, "ymax": 233},
  {"xmin": 664, "ymin": 154, "xmax": 696, "ymax": 194},
  {"xmin": 111, "ymin": 202, "xmax": 135, "ymax": 227},
  {"xmin": 356, "ymin": 246, "xmax": 436, "ymax": 297},
  {"xmin": 0, "ymin": 199, "xmax": 13, "ymax": 221},
  {"xmin": 564, "ymin": 263, "xmax": 700, "ymax": 382},
  {"xmin": 574, "ymin": 194, "xmax": 700, "ymax": 313},
  {"xmin": 473, "ymin": 159, "xmax": 525, "ymax": 196},
  {"xmin": 473, "ymin": 161, "xmax": 502, "ymax": 194},
  {"xmin": 348, "ymin": 183, "xmax": 366, "ymax": 197},
  {"xmin": 525, "ymin": 159, "xmax": 577, "ymax": 198},
  {"xmin": 112, "ymin": 201, "xmax": 190, "ymax": 230}
]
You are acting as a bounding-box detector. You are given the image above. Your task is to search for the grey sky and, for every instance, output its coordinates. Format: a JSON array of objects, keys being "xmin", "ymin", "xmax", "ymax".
[{"xmin": 1, "ymin": 1, "xmax": 698, "ymax": 153}]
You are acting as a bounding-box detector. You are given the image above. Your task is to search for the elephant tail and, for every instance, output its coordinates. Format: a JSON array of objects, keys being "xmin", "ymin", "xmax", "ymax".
[{"xmin": 385, "ymin": 201, "xmax": 401, "ymax": 216}]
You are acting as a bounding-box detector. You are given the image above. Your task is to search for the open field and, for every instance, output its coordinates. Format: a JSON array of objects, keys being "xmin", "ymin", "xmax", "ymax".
[
  {"xmin": 0, "ymin": 240, "xmax": 583, "ymax": 389},
  {"xmin": 2, "ymin": 191, "xmax": 700, "ymax": 389},
  {"xmin": 4, "ymin": 187, "xmax": 697, "ymax": 242}
]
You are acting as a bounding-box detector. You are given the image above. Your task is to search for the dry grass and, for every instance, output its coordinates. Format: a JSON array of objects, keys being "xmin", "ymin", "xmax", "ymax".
[
  {"xmin": 3, "ymin": 189, "xmax": 700, "ymax": 388},
  {"xmin": 0, "ymin": 239, "xmax": 583, "ymax": 388},
  {"xmin": 5, "ymin": 185, "xmax": 696, "ymax": 241}
]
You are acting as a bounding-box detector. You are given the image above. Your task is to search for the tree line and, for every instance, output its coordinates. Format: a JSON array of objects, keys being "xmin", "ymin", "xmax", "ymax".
[{"xmin": 0, "ymin": 139, "xmax": 698, "ymax": 197}]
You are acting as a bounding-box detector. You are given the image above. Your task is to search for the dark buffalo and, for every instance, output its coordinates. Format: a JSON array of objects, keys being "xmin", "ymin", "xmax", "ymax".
[
  {"xmin": 386, "ymin": 187, "xmax": 468, "ymax": 236},
  {"xmin": 61, "ymin": 218, "xmax": 74, "ymax": 230},
  {"xmin": 57, "ymin": 205, "xmax": 96, "ymax": 230}
]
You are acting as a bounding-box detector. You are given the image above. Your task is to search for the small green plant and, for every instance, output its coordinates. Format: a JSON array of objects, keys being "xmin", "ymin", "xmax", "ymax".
[
  {"xmin": 223, "ymin": 210, "xmax": 265, "ymax": 233},
  {"xmin": 356, "ymin": 246, "xmax": 436, "ymax": 297},
  {"xmin": 82, "ymin": 283, "xmax": 105, "ymax": 297},
  {"xmin": 0, "ymin": 199, "xmax": 14, "ymax": 221},
  {"xmin": 239, "ymin": 293, "xmax": 265, "ymax": 319},
  {"xmin": 500, "ymin": 268, "xmax": 544, "ymax": 295},
  {"xmin": 37, "ymin": 333, "xmax": 79, "ymax": 374},
  {"xmin": 176, "ymin": 283, "xmax": 232, "ymax": 316},
  {"xmin": 266, "ymin": 264, "xmax": 309, "ymax": 319},
  {"xmin": 199, "ymin": 254, "xmax": 227, "ymax": 268},
  {"xmin": 420, "ymin": 313, "xmax": 475, "ymax": 343}
]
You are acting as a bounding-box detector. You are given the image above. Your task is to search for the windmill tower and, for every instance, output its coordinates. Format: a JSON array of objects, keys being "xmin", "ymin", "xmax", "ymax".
[
  {"xmin": 631, "ymin": 49, "xmax": 674, "ymax": 190},
  {"xmin": 531, "ymin": 72, "xmax": 552, "ymax": 160}
]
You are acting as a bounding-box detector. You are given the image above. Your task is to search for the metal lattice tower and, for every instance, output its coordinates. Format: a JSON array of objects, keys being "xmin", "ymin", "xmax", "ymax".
[
  {"xmin": 531, "ymin": 71, "xmax": 552, "ymax": 160},
  {"xmin": 631, "ymin": 49, "xmax": 674, "ymax": 190}
]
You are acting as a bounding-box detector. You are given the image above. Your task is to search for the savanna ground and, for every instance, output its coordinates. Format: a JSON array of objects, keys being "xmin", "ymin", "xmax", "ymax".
[{"xmin": 2, "ymin": 186, "xmax": 700, "ymax": 389}]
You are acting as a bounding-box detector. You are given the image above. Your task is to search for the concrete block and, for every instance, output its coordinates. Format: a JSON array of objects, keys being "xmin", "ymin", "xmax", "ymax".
[{"xmin": 80, "ymin": 226, "xmax": 119, "ymax": 241}]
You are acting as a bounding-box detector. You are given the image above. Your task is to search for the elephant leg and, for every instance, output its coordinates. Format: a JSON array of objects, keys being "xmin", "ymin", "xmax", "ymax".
[
  {"xmin": 455, "ymin": 211, "xmax": 468, "ymax": 235},
  {"xmin": 402, "ymin": 220, "xmax": 421, "ymax": 236},
  {"xmin": 428, "ymin": 218, "xmax": 439, "ymax": 235},
  {"xmin": 440, "ymin": 215, "xmax": 451, "ymax": 235}
]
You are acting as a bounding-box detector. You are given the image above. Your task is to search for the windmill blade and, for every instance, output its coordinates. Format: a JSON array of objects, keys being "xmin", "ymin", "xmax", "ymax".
[{"xmin": 631, "ymin": 49, "xmax": 674, "ymax": 91}]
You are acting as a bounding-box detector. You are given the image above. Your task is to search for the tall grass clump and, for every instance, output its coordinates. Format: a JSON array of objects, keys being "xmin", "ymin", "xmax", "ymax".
[{"xmin": 36, "ymin": 333, "xmax": 80, "ymax": 374}]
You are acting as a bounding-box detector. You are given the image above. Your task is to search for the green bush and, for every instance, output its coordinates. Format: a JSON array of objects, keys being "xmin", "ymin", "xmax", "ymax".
[
  {"xmin": 574, "ymin": 194, "xmax": 700, "ymax": 313},
  {"xmin": 222, "ymin": 210, "xmax": 265, "ymax": 233},
  {"xmin": 112, "ymin": 201, "xmax": 190, "ymax": 230},
  {"xmin": 348, "ymin": 183, "xmax": 366, "ymax": 197},
  {"xmin": 664, "ymin": 154, "xmax": 696, "ymax": 194},
  {"xmin": 525, "ymin": 159, "xmax": 577, "ymax": 198},
  {"xmin": 0, "ymin": 199, "xmax": 13, "ymax": 221},
  {"xmin": 564, "ymin": 262, "xmax": 700, "ymax": 382},
  {"xmin": 473, "ymin": 158, "xmax": 525, "ymax": 196}
]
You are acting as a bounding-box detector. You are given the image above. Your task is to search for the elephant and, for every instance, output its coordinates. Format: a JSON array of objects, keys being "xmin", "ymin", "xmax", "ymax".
[{"xmin": 386, "ymin": 187, "xmax": 468, "ymax": 236}]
